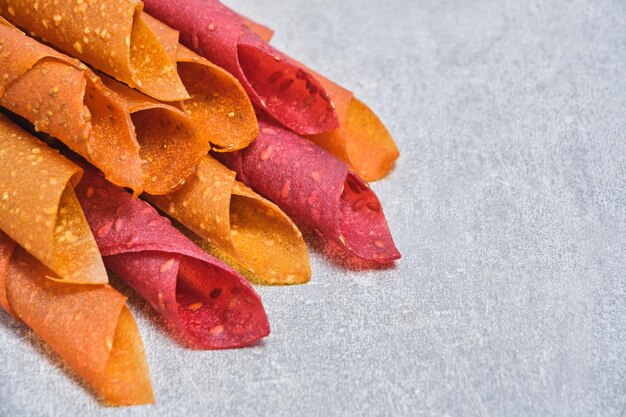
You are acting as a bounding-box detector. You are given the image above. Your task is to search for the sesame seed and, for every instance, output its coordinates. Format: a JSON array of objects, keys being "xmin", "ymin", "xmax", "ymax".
[
  {"xmin": 63, "ymin": 230, "xmax": 78, "ymax": 243},
  {"xmin": 97, "ymin": 222, "xmax": 112, "ymax": 237},
  {"xmin": 188, "ymin": 302, "xmax": 203, "ymax": 311},
  {"xmin": 209, "ymin": 325, "xmax": 224, "ymax": 335},
  {"xmin": 260, "ymin": 146, "xmax": 272, "ymax": 161},
  {"xmin": 105, "ymin": 335, "xmax": 114, "ymax": 351},
  {"xmin": 366, "ymin": 201, "xmax": 381, "ymax": 211},
  {"xmin": 280, "ymin": 180, "xmax": 291, "ymax": 199},
  {"xmin": 159, "ymin": 258, "xmax": 176, "ymax": 273}
]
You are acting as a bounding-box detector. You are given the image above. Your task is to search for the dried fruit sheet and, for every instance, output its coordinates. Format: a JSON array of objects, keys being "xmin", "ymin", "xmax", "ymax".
[
  {"xmin": 143, "ymin": 0, "xmax": 339, "ymax": 135},
  {"xmin": 77, "ymin": 167, "xmax": 270, "ymax": 348},
  {"xmin": 0, "ymin": 0, "xmax": 189, "ymax": 101},
  {"xmin": 0, "ymin": 114, "xmax": 107, "ymax": 283},
  {"xmin": 146, "ymin": 156, "xmax": 311, "ymax": 285},
  {"xmin": 0, "ymin": 231, "xmax": 154, "ymax": 405},
  {"xmin": 217, "ymin": 118, "xmax": 401, "ymax": 263}
]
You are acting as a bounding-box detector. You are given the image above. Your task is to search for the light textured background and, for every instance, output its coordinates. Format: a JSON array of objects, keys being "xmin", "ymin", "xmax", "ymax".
[{"xmin": 1, "ymin": 0, "xmax": 625, "ymax": 416}]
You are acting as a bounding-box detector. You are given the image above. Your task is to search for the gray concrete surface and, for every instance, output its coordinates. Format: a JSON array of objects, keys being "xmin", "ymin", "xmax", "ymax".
[{"xmin": 1, "ymin": 0, "xmax": 625, "ymax": 416}]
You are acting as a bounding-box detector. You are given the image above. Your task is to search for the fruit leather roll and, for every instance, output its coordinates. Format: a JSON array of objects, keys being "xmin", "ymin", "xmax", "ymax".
[
  {"xmin": 143, "ymin": 0, "xmax": 340, "ymax": 136},
  {"xmin": 146, "ymin": 156, "xmax": 311, "ymax": 285},
  {"xmin": 241, "ymin": 16, "xmax": 273, "ymax": 44},
  {"xmin": 242, "ymin": 17, "xmax": 399, "ymax": 181},
  {"xmin": 305, "ymin": 73, "xmax": 399, "ymax": 182},
  {"xmin": 0, "ymin": 114, "xmax": 107, "ymax": 284},
  {"xmin": 98, "ymin": 74, "xmax": 209, "ymax": 195},
  {"xmin": 76, "ymin": 167, "xmax": 270, "ymax": 349},
  {"xmin": 0, "ymin": 22, "xmax": 208, "ymax": 195},
  {"xmin": 216, "ymin": 118, "xmax": 401, "ymax": 264},
  {"xmin": 0, "ymin": 0, "xmax": 188, "ymax": 101},
  {"xmin": 0, "ymin": 231, "xmax": 154, "ymax": 405},
  {"xmin": 142, "ymin": 13, "xmax": 257, "ymax": 152}
]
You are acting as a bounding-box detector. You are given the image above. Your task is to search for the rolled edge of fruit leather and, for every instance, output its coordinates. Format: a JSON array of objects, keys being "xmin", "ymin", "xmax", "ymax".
[
  {"xmin": 0, "ymin": 21, "xmax": 202, "ymax": 195},
  {"xmin": 240, "ymin": 16, "xmax": 399, "ymax": 181},
  {"xmin": 216, "ymin": 117, "xmax": 401, "ymax": 264},
  {"xmin": 146, "ymin": 156, "xmax": 311, "ymax": 285},
  {"xmin": 75, "ymin": 166, "xmax": 270, "ymax": 348},
  {"xmin": 0, "ymin": 114, "xmax": 107, "ymax": 284},
  {"xmin": 0, "ymin": 231, "xmax": 154, "ymax": 405},
  {"xmin": 305, "ymin": 73, "xmax": 399, "ymax": 182},
  {"xmin": 241, "ymin": 16, "xmax": 273, "ymax": 43},
  {"xmin": 143, "ymin": 0, "xmax": 339, "ymax": 136},
  {"xmin": 98, "ymin": 73, "xmax": 210, "ymax": 196},
  {"xmin": 142, "ymin": 13, "xmax": 258, "ymax": 152},
  {"xmin": 0, "ymin": 0, "xmax": 189, "ymax": 101}
]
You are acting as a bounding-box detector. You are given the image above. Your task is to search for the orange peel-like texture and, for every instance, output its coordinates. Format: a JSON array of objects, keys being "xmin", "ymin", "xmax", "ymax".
[
  {"xmin": 0, "ymin": 231, "xmax": 154, "ymax": 406},
  {"xmin": 142, "ymin": 13, "xmax": 258, "ymax": 152},
  {"xmin": 0, "ymin": 0, "xmax": 188, "ymax": 101},
  {"xmin": 0, "ymin": 114, "xmax": 107, "ymax": 284},
  {"xmin": 146, "ymin": 156, "xmax": 311, "ymax": 285}
]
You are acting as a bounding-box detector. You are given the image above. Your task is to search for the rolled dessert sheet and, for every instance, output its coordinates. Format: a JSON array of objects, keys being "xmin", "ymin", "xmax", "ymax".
[
  {"xmin": 0, "ymin": 0, "xmax": 189, "ymax": 101},
  {"xmin": 241, "ymin": 13, "xmax": 399, "ymax": 181},
  {"xmin": 146, "ymin": 156, "xmax": 311, "ymax": 285},
  {"xmin": 76, "ymin": 166, "xmax": 271, "ymax": 348},
  {"xmin": 0, "ymin": 231, "xmax": 154, "ymax": 405},
  {"xmin": 0, "ymin": 113, "xmax": 107, "ymax": 284},
  {"xmin": 0, "ymin": 22, "xmax": 208, "ymax": 195},
  {"xmin": 143, "ymin": 0, "xmax": 340, "ymax": 136},
  {"xmin": 216, "ymin": 117, "xmax": 401, "ymax": 264},
  {"xmin": 143, "ymin": 13, "xmax": 258, "ymax": 152}
]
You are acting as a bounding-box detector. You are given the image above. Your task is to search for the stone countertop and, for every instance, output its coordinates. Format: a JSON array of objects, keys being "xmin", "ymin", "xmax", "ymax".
[{"xmin": 1, "ymin": 0, "xmax": 624, "ymax": 416}]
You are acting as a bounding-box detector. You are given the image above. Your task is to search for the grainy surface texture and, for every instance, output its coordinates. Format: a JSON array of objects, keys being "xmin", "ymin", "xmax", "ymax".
[{"xmin": 1, "ymin": 0, "xmax": 625, "ymax": 416}]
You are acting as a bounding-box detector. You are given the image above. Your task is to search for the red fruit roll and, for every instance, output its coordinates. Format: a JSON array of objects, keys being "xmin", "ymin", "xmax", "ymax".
[
  {"xmin": 216, "ymin": 118, "xmax": 401, "ymax": 264},
  {"xmin": 142, "ymin": 0, "xmax": 339, "ymax": 136},
  {"xmin": 75, "ymin": 167, "xmax": 270, "ymax": 349}
]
